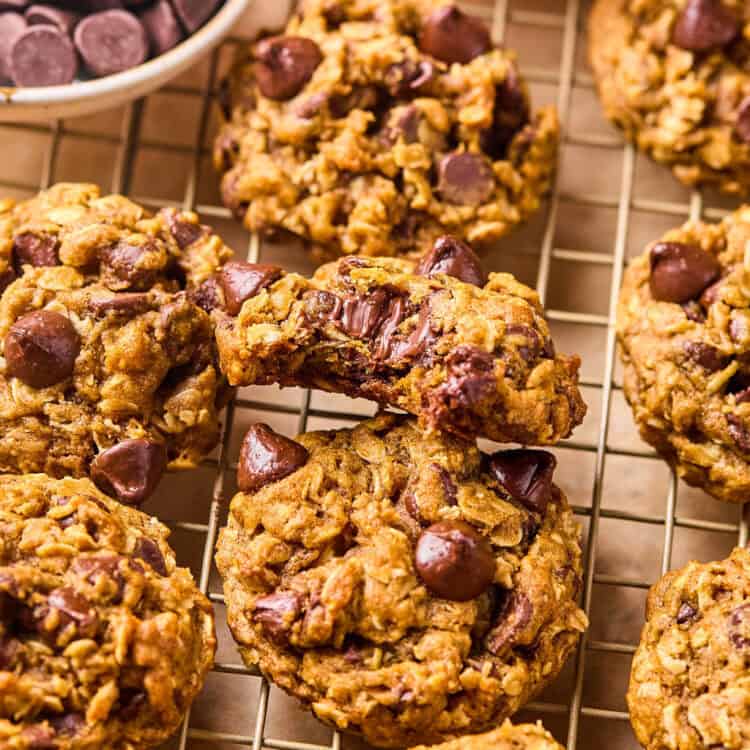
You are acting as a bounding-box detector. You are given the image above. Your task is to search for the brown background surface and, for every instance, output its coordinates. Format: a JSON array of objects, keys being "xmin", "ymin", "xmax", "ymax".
[{"xmin": 3, "ymin": 0, "xmax": 748, "ymax": 748}]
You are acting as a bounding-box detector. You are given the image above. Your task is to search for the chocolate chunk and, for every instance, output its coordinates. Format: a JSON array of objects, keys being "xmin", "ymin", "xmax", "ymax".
[
  {"xmin": 384, "ymin": 59, "xmax": 436, "ymax": 97},
  {"xmin": 218, "ymin": 261, "xmax": 282, "ymax": 316},
  {"xmin": 254, "ymin": 36, "xmax": 322, "ymax": 101},
  {"xmin": 387, "ymin": 303, "xmax": 436, "ymax": 362},
  {"xmin": 10, "ymin": 25, "xmax": 77, "ymax": 86},
  {"xmin": 171, "ymin": 0, "xmax": 221, "ymax": 33},
  {"xmin": 188, "ymin": 276, "xmax": 224, "ymax": 313},
  {"xmin": 683, "ymin": 341, "xmax": 726, "ymax": 371},
  {"xmin": 12, "ymin": 232, "xmax": 59, "ymax": 269},
  {"xmin": 237, "ymin": 423, "xmax": 309, "ymax": 493},
  {"xmin": 649, "ymin": 242, "xmax": 720, "ymax": 303},
  {"xmin": 100, "ymin": 239, "xmax": 158, "ymax": 291},
  {"xmin": 727, "ymin": 414, "xmax": 750, "ymax": 453},
  {"xmin": 440, "ymin": 344, "xmax": 497, "ymax": 409},
  {"xmin": 380, "ymin": 105, "xmax": 420, "ymax": 145},
  {"xmin": 480, "ymin": 66, "xmax": 530, "ymax": 159},
  {"xmin": 414, "ymin": 520, "xmax": 495, "ymax": 601},
  {"xmin": 73, "ymin": 555, "xmax": 127, "ymax": 600},
  {"xmin": 160, "ymin": 207, "xmax": 209, "ymax": 249},
  {"xmin": 0, "ymin": 14, "xmax": 26, "ymax": 83},
  {"xmin": 253, "ymin": 591, "xmax": 302, "ymax": 642},
  {"xmin": 88, "ymin": 292, "xmax": 152, "ymax": 316},
  {"xmin": 371, "ymin": 295, "xmax": 409, "ymax": 360},
  {"xmin": 141, "ymin": 0, "xmax": 183, "ymax": 55},
  {"xmin": 736, "ymin": 96, "xmax": 750, "ymax": 144},
  {"xmin": 504, "ymin": 323, "xmax": 544, "ymax": 364},
  {"xmin": 415, "ymin": 235, "xmax": 486, "ymax": 286},
  {"xmin": 25, "ymin": 5, "xmax": 78, "ymax": 33},
  {"xmin": 419, "ymin": 5, "xmax": 492, "ymax": 64},
  {"xmin": 49, "ymin": 712, "xmax": 85, "ymax": 737},
  {"xmin": 486, "ymin": 589, "xmax": 532, "ymax": 654},
  {"xmin": 432, "ymin": 463, "xmax": 457, "ymax": 505},
  {"xmin": 133, "ymin": 537, "xmax": 167, "ymax": 576},
  {"xmin": 5, "ymin": 310, "xmax": 80, "ymax": 389},
  {"xmin": 487, "ymin": 449, "xmax": 556, "ymax": 514},
  {"xmin": 90, "ymin": 439, "xmax": 168, "ymax": 506},
  {"xmin": 438, "ymin": 152, "xmax": 495, "ymax": 205},
  {"xmin": 728, "ymin": 603, "xmax": 750, "ymax": 649},
  {"xmin": 676, "ymin": 602, "xmax": 698, "ymax": 624},
  {"xmin": 46, "ymin": 586, "xmax": 98, "ymax": 638},
  {"xmin": 339, "ymin": 288, "xmax": 393, "ymax": 339},
  {"xmin": 672, "ymin": 0, "xmax": 739, "ymax": 52},
  {"xmin": 74, "ymin": 10, "xmax": 148, "ymax": 77}
]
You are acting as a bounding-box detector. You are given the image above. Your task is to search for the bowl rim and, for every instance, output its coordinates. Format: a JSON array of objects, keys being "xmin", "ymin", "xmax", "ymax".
[{"xmin": 0, "ymin": 0, "xmax": 252, "ymax": 107}]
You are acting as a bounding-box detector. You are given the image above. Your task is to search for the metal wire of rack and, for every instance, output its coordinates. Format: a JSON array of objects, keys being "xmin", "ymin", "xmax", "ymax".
[{"xmin": 3, "ymin": 0, "xmax": 750, "ymax": 748}]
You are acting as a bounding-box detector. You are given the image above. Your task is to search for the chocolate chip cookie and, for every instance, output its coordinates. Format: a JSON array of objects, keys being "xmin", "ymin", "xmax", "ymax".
[
  {"xmin": 617, "ymin": 207, "xmax": 750, "ymax": 502},
  {"xmin": 212, "ymin": 236, "xmax": 586, "ymax": 445},
  {"xmin": 628, "ymin": 546, "xmax": 750, "ymax": 750},
  {"xmin": 0, "ymin": 473, "xmax": 216, "ymax": 749},
  {"xmin": 215, "ymin": 414, "xmax": 588, "ymax": 748},
  {"xmin": 214, "ymin": 0, "xmax": 559, "ymax": 261},
  {"xmin": 590, "ymin": 0, "xmax": 750, "ymax": 195},
  {"xmin": 409, "ymin": 720, "xmax": 564, "ymax": 750},
  {"xmin": 0, "ymin": 183, "xmax": 233, "ymax": 504}
]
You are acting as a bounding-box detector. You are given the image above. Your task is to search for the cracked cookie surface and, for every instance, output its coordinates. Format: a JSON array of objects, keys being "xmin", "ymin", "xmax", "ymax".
[
  {"xmin": 214, "ymin": 0, "xmax": 559, "ymax": 261},
  {"xmin": 590, "ymin": 0, "xmax": 750, "ymax": 195},
  {"xmin": 212, "ymin": 237, "xmax": 585, "ymax": 445},
  {"xmin": 215, "ymin": 414, "xmax": 587, "ymax": 748},
  {"xmin": 628, "ymin": 547, "xmax": 750, "ymax": 750},
  {"xmin": 617, "ymin": 206, "xmax": 750, "ymax": 502},
  {"xmin": 0, "ymin": 473, "xmax": 216, "ymax": 750},
  {"xmin": 0, "ymin": 183, "xmax": 233, "ymax": 504},
  {"xmin": 409, "ymin": 720, "xmax": 564, "ymax": 750}
]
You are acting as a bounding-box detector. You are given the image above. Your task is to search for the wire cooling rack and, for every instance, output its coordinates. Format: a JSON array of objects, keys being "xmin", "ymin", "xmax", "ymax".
[{"xmin": 2, "ymin": 0, "xmax": 750, "ymax": 748}]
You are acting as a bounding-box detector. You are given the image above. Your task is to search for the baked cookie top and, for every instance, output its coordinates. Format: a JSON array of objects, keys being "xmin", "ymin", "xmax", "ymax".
[
  {"xmin": 409, "ymin": 720, "xmax": 564, "ymax": 750},
  {"xmin": 214, "ymin": 0, "xmax": 559, "ymax": 261},
  {"xmin": 0, "ymin": 473, "xmax": 216, "ymax": 750},
  {"xmin": 590, "ymin": 0, "xmax": 750, "ymax": 195},
  {"xmin": 215, "ymin": 414, "xmax": 588, "ymax": 748},
  {"xmin": 617, "ymin": 207, "xmax": 750, "ymax": 502},
  {"xmin": 212, "ymin": 237, "xmax": 586, "ymax": 445},
  {"xmin": 0, "ymin": 183, "xmax": 234, "ymax": 504},
  {"xmin": 628, "ymin": 546, "xmax": 750, "ymax": 750}
]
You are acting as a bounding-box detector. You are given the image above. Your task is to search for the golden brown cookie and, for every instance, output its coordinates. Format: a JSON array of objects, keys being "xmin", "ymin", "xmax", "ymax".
[
  {"xmin": 216, "ymin": 414, "xmax": 587, "ymax": 748},
  {"xmin": 0, "ymin": 473, "xmax": 216, "ymax": 750},
  {"xmin": 409, "ymin": 720, "xmax": 564, "ymax": 750},
  {"xmin": 617, "ymin": 206, "xmax": 750, "ymax": 502},
  {"xmin": 590, "ymin": 0, "xmax": 750, "ymax": 195},
  {"xmin": 215, "ymin": 0, "xmax": 559, "ymax": 261},
  {"xmin": 628, "ymin": 547, "xmax": 750, "ymax": 750}
]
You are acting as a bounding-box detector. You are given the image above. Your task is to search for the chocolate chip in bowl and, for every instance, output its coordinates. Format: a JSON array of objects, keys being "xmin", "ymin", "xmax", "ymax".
[{"xmin": 0, "ymin": 0, "xmax": 250, "ymax": 121}]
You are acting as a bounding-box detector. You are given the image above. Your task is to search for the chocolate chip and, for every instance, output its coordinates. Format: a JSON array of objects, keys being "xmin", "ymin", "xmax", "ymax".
[
  {"xmin": 219, "ymin": 261, "xmax": 283, "ymax": 316},
  {"xmin": 380, "ymin": 105, "xmax": 420, "ymax": 145},
  {"xmin": 727, "ymin": 414, "xmax": 750, "ymax": 453},
  {"xmin": 293, "ymin": 91, "xmax": 329, "ymax": 119},
  {"xmin": 487, "ymin": 449, "xmax": 557, "ymax": 514},
  {"xmin": 12, "ymin": 232, "xmax": 59, "ymax": 269},
  {"xmin": 160, "ymin": 207, "xmax": 210, "ymax": 249},
  {"xmin": 253, "ymin": 591, "xmax": 302, "ymax": 643},
  {"xmin": 728, "ymin": 603, "xmax": 750, "ymax": 649},
  {"xmin": 188, "ymin": 276, "xmax": 224, "ymax": 313},
  {"xmin": 480, "ymin": 66, "xmax": 530, "ymax": 159},
  {"xmin": 49, "ymin": 712, "xmax": 85, "ymax": 737},
  {"xmin": 387, "ymin": 302, "xmax": 436, "ymax": 363},
  {"xmin": 437, "ymin": 152, "xmax": 495, "ymax": 205},
  {"xmin": 728, "ymin": 372, "xmax": 750, "ymax": 403},
  {"xmin": 72, "ymin": 555, "xmax": 127, "ymax": 601},
  {"xmin": 0, "ymin": 13, "xmax": 26, "ymax": 83},
  {"xmin": 736, "ymin": 96, "xmax": 750, "ymax": 144},
  {"xmin": 90, "ymin": 439, "xmax": 167, "ymax": 506},
  {"xmin": 419, "ymin": 5, "xmax": 492, "ymax": 64},
  {"xmin": 10, "ymin": 25, "xmax": 77, "ymax": 86},
  {"xmin": 133, "ymin": 537, "xmax": 167, "ymax": 576},
  {"xmin": 504, "ymin": 323, "xmax": 544, "ymax": 363},
  {"xmin": 329, "ymin": 85, "xmax": 380, "ymax": 118},
  {"xmin": 677, "ymin": 602, "xmax": 698, "ymax": 624},
  {"xmin": 371, "ymin": 294, "xmax": 409, "ymax": 360},
  {"xmin": 88, "ymin": 292, "xmax": 152, "ymax": 317},
  {"xmin": 415, "ymin": 235, "xmax": 486, "ymax": 287},
  {"xmin": 141, "ymin": 0, "xmax": 183, "ymax": 55},
  {"xmin": 5, "ymin": 310, "xmax": 80, "ymax": 389},
  {"xmin": 433, "ymin": 464, "xmax": 457, "ymax": 506},
  {"xmin": 254, "ymin": 36, "xmax": 322, "ymax": 101},
  {"xmin": 172, "ymin": 0, "xmax": 221, "ymax": 33},
  {"xmin": 414, "ymin": 520, "xmax": 495, "ymax": 601},
  {"xmin": 74, "ymin": 10, "xmax": 148, "ymax": 77},
  {"xmin": 46, "ymin": 586, "xmax": 98, "ymax": 638},
  {"xmin": 25, "ymin": 5, "xmax": 78, "ymax": 33},
  {"xmin": 649, "ymin": 242, "xmax": 720, "ymax": 303},
  {"xmin": 439, "ymin": 344, "xmax": 497, "ymax": 409},
  {"xmin": 486, "ymin": 589, "xmax": 532, "ymax": 654},
  {"xmin": 384, "ymin": 59, "xmax": 436, "ymax": 97},
  {"xmin": 100, "ymin": 239, "xmax": 158, "ymax": 291},
  {"xmin": 684, "ymin": 341, "xmax": 726, "ymax": 371},
  {"xmin": 672, "ymin": 0, "xmax": 739, "ymax": 52},
  {"xmin": 339, "ymin": 288, "xmax": 394, "ymax": 339},
  {"xmin": 237, "ymin": 423, "xmax": 309, "ymax": 493}
]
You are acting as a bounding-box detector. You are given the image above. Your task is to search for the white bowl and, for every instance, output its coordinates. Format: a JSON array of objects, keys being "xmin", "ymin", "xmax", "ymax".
[{"xmin": 0, "ymin": 0, "xmax": 252, "ymax": 123}]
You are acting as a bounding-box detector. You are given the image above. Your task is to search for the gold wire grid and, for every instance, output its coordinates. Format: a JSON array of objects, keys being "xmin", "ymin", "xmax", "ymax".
[{"xmin": 2, "ymin": 0, "xmax": 749, "ymax": 747}]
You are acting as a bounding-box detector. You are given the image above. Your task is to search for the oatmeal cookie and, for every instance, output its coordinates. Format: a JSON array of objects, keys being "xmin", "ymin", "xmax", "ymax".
[
  {"xmin": 409, "ymin": 720, "xmax": 564, "ymax": 750},
  {"xmin": 0, "ymin": 183, "xmax": 234, "ymax": 504},
  {"xmin": 214, "ymin": 0, "xmax": 559, "ymax": 261},
  {"xmin": 628, "ymin": 546, "xmax": 750, "ymax": 750},
  {"xmin": 212, "ymin": 236, "xmax": 585, "ymax": 445},
  {"xmin": 617, "ymin": 206, "xmax": 750, "ymax": 502},
  {"xmin": 0, "ymin": 473, "xmax": 216, "ymax": 750},
  {"xmin": 215, "ymin": 414, "xmax": 588, "ymax": 748},
  {"xmin": 590, "ymin": 0, "xmax": 750, "ymax": 195}
]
